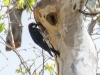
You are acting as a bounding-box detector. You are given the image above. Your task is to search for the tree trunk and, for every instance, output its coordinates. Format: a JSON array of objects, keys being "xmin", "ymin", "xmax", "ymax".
[
  {"xmin": 34, "ymin": 0, "xmax": 98, "ymax": 75},
  {"xmin": 6, "ymin": 7, "xmax": 23, "ymax": 51}
]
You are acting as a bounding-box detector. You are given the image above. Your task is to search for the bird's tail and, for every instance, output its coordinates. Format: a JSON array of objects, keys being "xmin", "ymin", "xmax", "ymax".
[
  {"xmin": 50, "ymin": 48, "xmax": 60, "ymax": 56},
  {"xmin": 48, "ymin": 51, "xmax": 53, "ymax": 57}
]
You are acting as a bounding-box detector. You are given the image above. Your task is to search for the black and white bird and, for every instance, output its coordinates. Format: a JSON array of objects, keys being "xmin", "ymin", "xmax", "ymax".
[{"xmin": 28, "ymin": 23, "xmax": 60, "ymax": 56}]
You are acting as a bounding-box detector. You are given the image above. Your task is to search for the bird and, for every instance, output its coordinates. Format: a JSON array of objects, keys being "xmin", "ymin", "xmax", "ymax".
[{"xmin": 28, "ymin": 22, "xmax": 60, "ymax": 56}]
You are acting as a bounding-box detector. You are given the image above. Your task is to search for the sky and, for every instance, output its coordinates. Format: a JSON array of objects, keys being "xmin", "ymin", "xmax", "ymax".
[
  {"xmin": 0, "ymin": 8, "xmax": 54, "ymax": 75},
  {"xmin": 0, "ymin": 5, "xmax": 100, "ymax": 75}
]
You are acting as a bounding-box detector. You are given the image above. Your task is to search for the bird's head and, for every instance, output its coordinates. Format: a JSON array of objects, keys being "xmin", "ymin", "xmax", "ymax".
[{"xmin": 28, "ymin": 22, "xmax": 38, "ymax": 29}]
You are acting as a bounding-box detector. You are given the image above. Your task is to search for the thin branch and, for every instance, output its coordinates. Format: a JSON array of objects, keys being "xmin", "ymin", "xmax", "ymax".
[
  {"xmin": 41, "ymin": 49, "xmax": 44, "ymax": 75},
  {"xmin": 19, "ymin": 64, "xmax": 25, "ymax": 75},
  {"xmin": 85, "ymin": 3, "xmax": 95, "ymax": 13},
  {"xmin": 7, "ymin": 6, "xmax": 31, "ymax": 75},
  {"xmin": 98, "ymin": 67, "xmax": 100, "ymax": 69},
  {"xmin": 88, "ymin": 19, "xmax": 96, "ymax": 35},
  {"xmin": 0, "ymin": 65, "xmax": 8, "ymax": 72},
  {"xmin": 96, "ymin": 29, "xmax": 100, "ymax": 34},
  {"xmin": 0, "ymin": 50, "xmax": 8, "ymax": 60},
  {"xmin": 25, "ymin": 0, "xmax": 33, "ymax": 11},
  {"xmin": 13, "ymin": 11, "xmax": 23, "ymax": 27},
  {"xmin": 3, "ymin": 1, "xmax": 18, "ymax": 18},
  {"xmin": 79, "ymin": 9, "xmax": 100, "ymax": 16},
  {"xmin": 93, "ymin": 37, "xmax": 100, "ymax": 40},
  {"xmin": 32, "ymin": 57, "xmax": 53, "ymax": 75},
  {"xmin": 91, "ymin": 33, "xmax": 100, "ymax": 35},
  {"xmin": 29, "ymin": 43, "xmax": 52, "ymax": 58},
  {"xmin": 93, "ymin": 28, "xmax": 100, "ymax": 30},
  {"xmin": 88, "ymin": 14, "xmax": 100, "ymax": 35},
  {"xmin": 97, "ymin": 49, "xmax": 100, "ymax": 53},
  {"xmin": 29, "ymin": 60, "xmax": 35, "ymax": 72},
  {"xmin": 0, "ymin": 36, "xmax": 13, "ymax": 49}
]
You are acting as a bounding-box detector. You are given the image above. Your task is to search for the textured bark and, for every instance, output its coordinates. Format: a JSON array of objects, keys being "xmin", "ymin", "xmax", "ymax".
[
  {"xmin": 34, "ymin": 0, "xmax": 98, "ymax": 75},
  {"xmin": 6, "ymin": 7, "xmax": 23, "ymax": 51},
  {"xmin": 88, "ymin": 18, "xmax": 96, "ymax": 35},
  {"xmin": 97, "ymin": 73, "xmax": 100, "ymax": 75}
]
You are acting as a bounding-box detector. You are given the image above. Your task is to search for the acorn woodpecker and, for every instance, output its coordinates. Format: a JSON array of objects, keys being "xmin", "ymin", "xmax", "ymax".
[{"xmin": 28, "ymin": 23, "xmax": 60, "ymax": 56}]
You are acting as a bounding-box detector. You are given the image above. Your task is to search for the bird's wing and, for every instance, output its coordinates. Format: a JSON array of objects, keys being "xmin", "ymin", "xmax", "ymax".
[
  {"xmin": 30, "ymin": 28, "xmax": 53, "ymax": 56},
  {"xmin": 30, "ymin": 28, "xmax": 44, "ymax": 44}
]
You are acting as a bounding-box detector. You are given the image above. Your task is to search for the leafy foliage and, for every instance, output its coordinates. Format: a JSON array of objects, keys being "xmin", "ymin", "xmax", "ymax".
[
  {"xmin": 95, "ymin": 8, "xmax": 100, "ymax": 12},
  {"xmin": 44, "ymin": 61, "xmax": 58, "ymax": 75},
  {"xmin": 0, "ymin": 14, "xmax": 8, "ymax": 33},
  {"xmin": 0, "ymin": 22, "xmax": 5, "ymax": 33},
  {"xmin": 16, "ymin": 0, "xmax": 36, "ymax": 12},
  {"xmin": 4, "ymin": 0, "xmax": 10, "ymax": 6},
  {"xmin": 4, "ymin": 28, "xmax": 8, "ymax": 34},
  {"xmin": 17, "ymin": 0, "xmax": 25, "ymax": 9},
  {"xmin": 16, "ymin": 68, "xmax": 28, "ymax": 74},
  {"xmin": 0, "ymin": 22, "xmax": 8, "ymax": 33},
  {"xmin": 26, "ymin": 0, "xmax": 35, "ymax": 12},
  {"xmin": 16, "ymin": 68, "xmax": 21, "ymax": 73},
  {"xmin": 0, "ymin": 14, "xmax": 2, "ymax": 20},
  {"xmin": 45, "ymin": 62, "xmax": 55, "ymax": 73},
  {"xmin": 3, "ymin": 0, "xmax": 36, "ymax": 12}
]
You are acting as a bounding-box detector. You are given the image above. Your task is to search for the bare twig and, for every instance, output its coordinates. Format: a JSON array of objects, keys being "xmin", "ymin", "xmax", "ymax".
[
  {"xmin": 93, "ymin": 37, "xmax": 100, "ymax": 40},
  {"xmin": 96, "ymin": 29, "xmax": 100, "ymax": 34},
  {"xmin": 0, "ymin": 36, "xmax": 13, "ymax": 49},
  {"xmin": 88, "ymin": 14, "xmax": 100, "ymax": 35},
  {"xmin": 3, "ymin": 1, "xmax": 18, "ymax": 18},
  {"xmin": 32, "ymin": 57, "xmax": 53, "ymax": 75},
  {"xmin": 19, "ymin": 64, "xmax": 25, "ymax": 75},
  {"xmin": 29, "ymin": 60, "xmax": 35, "ymax": 72},
  {"xmin": 18, "ymin": 47, "xmax": 34, "ymax": 51},
  {"xmin": 79, "ymin": 9, "xmax": 100, "ymax": 16},
  {"xmin": 93, "ymin": 28, "xmax": 100, "ymax": 30},
  {"xmin": 0, "ymin": 65, "xmax": 8, "ymax": 72},
  {"xmin": 97, "ymin": 49, "xmax": 100, "ymax": 53},
  {"xmin": 0, "ymin": 50, "xmax": 8, "ymax": 60},
  {"xmin": 29, "ymin": 43, "xmax": 52, "ymax": 57},
  {"xmin": 91, "ymin": 33, "xmax": 100, "ymax": 35},
  {"xmin": 41, "ymin": 49, "xmax": 45, "ymax": 75},
  {"xmin": 7, "ymin": 6, "xmax": 31, "ymax": 75},
  {"xmin": 25, "ymin": 0, "xmax": 33, "ymax": 11},
  {"xmin": 88, "ymin": 18, "xmax": 96, "ymax": 35},
  {"xmin": 13, "ymin": 11, "xmax": 23, "ymax": 27}
]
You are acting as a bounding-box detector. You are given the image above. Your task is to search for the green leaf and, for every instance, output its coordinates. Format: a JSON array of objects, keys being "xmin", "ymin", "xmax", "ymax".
[
  {"xmin": 87, "ymin": 23, "xmax": 90, "ymax": 27},
  {"xmin": 16, "ymin": 68, "xmax": 21, "ymax": 73},
  {"xmin": 29, "ymin": 0, "xmax": 35, "ymax": 5},
  {"xmin": 95, "ymin": 8, "xmax": 100, "ymax": 12},
  {"xmin": 0, "ymin": 14, "xmax": 2, "ymax": 20},
  {"xmin": 55, "ymin": 72, "xmax": 58, "ymax": 75},
  {"xmin": 45, "ymin": 63, "xmax": 55, "ymax": 73},
  {"xmin": 0, "ymin": 22, "xmax": 5, "ymax": 33},
  {"xmin": 48, "ymin": 67, "xmax": 53, "ymax": 73},
  {"xmin": 24, "ymin": 69, "xmax": 28, "ymax": 74},
  {"xmin": 17, "ymin": 0, "xmax": 24, "ymax": 9},
  {"xmin": 26, "ymin": 6, "xmax": 31, "ymax": 12},
  {"xmin": 4, "ymin": 28, "xmax": 8, "ymax": 34},
  {"xmin": 4, "ymin": 0, "xmax": 10, "ymax": 6},
  {"xmin": 36, "ymin": 72, "xmax": 39, "ymax": 75},
  {"xmin": 26, "ymin": 0, "xmax": 36, "ymax": 12}
]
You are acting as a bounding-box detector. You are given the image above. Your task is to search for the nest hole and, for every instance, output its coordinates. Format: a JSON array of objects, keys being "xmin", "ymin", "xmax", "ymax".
[{"xmin": 46, "ymin": 12, "xmax": 57, "ymax": 25}]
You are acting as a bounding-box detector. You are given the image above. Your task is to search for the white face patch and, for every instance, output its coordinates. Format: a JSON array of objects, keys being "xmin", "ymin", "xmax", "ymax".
[{"xmin": 32, "ymin": 25, "xmax": 36, "ymax": 28}]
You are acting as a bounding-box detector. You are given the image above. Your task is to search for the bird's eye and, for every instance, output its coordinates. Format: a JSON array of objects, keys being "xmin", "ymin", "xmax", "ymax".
[{"xmin": 32, "ymin": 25, "xmax": 35, "ymax": 28}]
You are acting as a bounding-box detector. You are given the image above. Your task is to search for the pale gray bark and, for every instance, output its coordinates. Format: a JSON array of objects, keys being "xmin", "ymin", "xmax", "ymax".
[
  {"xmin": 34, "ymin": 0, "xmax": 98, "ymax": 75},
  {"xmin": 6, "ymin": 7, "xmax": 23, "ymax": 50},
  {"xmin": 97, "ymin": 73, "xmax": 100, "ymax": 75}
]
